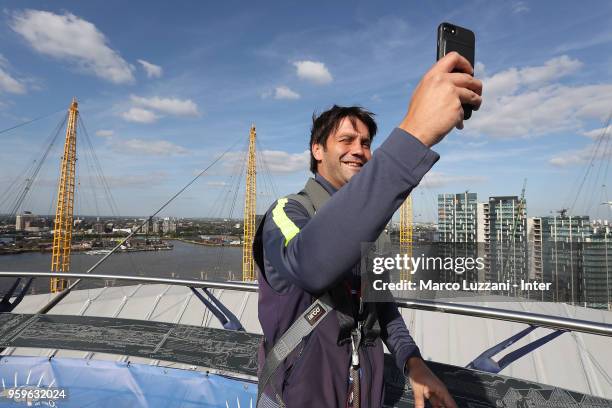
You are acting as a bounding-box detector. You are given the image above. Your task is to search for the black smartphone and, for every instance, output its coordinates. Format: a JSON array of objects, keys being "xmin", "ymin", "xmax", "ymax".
[{"xmin": 437, "ymin": 22, "xmax": 476, "ymax": 120}]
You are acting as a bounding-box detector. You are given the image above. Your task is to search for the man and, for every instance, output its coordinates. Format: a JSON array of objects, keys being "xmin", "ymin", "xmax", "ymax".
[{"xmin": 254, "ymin": 52, "xmax": 482, "ymax": 408}]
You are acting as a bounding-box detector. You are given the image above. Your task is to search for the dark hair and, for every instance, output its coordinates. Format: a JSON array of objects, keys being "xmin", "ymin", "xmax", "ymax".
[{"xmin": 309, "ymin": 105, "xmax": 377, "ymax": 173}]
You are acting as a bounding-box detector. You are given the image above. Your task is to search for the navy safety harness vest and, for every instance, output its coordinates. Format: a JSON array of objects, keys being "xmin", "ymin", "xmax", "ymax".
[{"xmin": 254, "ymin": 178, "xmax": 389, "ymax": 408}]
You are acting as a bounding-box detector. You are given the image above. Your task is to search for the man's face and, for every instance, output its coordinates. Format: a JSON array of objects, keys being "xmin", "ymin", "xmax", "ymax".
[{"xmin": 312, "ymin": 117, "xmax": 372, "ymax": 189}]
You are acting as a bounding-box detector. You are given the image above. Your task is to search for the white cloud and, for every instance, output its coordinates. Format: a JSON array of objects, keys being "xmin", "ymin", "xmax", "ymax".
[
  {"xmin": 121, "ymin": 107, "xmax": 159, "ymax": 124},
  {"xmin": 465, "ymin": 56, "xmax": 612, "ymax": 138},
  {"xmin": 293, "ymin": 60, "xmax": 333, "ymax": 85},
  {"xmin": 102, "ymin": 172, "xmax": 168, "ymax": 188},
  {"xmin": 95, "ymin": 129, "xmax": 114, "ymax": 137},
  {"xmin": 130, "ymin": 95, "xmax": 199, "ymax": 116},
  {"xmin": 519, "ymin": 55, "xmax": 582, "ymax": 86},
  {"xmin": 420, "ymin": 172, "xmax": 487, "ymax": 188},
  {"xmin": 0, "ymin": 67, "xmax": 26, "ymax": 94},
  {"xmin": 110, "ymin": 138, "xmax": 188, "ymax": 156},
  {"xmin": 10, "ymin": 9, "xmax": 134, "ymax": 84},
  {"xmin": 0, "ymin": 54, "xmax": 26, "ymax": 94},
  {"xmin": 225, "ymin": 149, "xmax": 309, "ymax": 173},
  {"xmin": 555, "ymin": 32, "xmax": 612, "ymax": 54},
  {"xmin": 512, "ymin": 1, "xmax": 530, "ymax": 13},
  {"xmin": 483, "ymin": 55, "xmax": 582, "ymax": 100},
  {"xmin": 581, "ymin": 126, "xmax": 611, "ymax": 139},
  {"xmin": 549, "ymin": 152, "xmax": 586, "ymax": 167},
  {"xmin": 272, "ymin": 86, "xmax": 300, "ymax": 100},
  {"xmin": 261, "ymin": 150, "xmax": 309, "ymax": 172},
  {"xmin": 549, "ymin": 143, "xmax": 612, "ymax": 167},
  {"xmin": 206, "ymin": 181, "xmax": 229, "ymax": 187},
  {"xmin": 442, "ymin": 146, "xmax": 534, "ymax": 164},
  {"xmin": 137, "ymin": 59, "xmax": 163, "ymax": 78},
  {"xmin": 474, "ymin": 61, "xmax": 486, "ymax": 77}
]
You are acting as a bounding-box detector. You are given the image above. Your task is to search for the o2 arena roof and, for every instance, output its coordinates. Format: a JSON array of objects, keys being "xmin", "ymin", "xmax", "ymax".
[{"xmin": 4, "ymin": 283, "xmax": 612, "ymax": 400}]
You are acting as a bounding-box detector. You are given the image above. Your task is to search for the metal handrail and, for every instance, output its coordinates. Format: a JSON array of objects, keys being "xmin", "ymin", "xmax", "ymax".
[
  {"xmin": 0, "ymin": 271, "xmax": 258, "ymax": 292},
  {"xmin": 1, "ymin": 271, "xmax": 611, "ymax": 337},
  {"xmin": 395, "ymin": 298, "xmax": 612, "ymax": 337}
]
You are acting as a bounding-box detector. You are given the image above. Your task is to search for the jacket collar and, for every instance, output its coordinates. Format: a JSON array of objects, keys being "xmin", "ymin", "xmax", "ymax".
[{"xmin": 314, "ymin": 173, "xmax": 338, "ymax": 196}]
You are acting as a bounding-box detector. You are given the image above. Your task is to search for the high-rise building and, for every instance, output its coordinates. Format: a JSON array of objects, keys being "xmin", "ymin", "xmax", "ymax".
[
  {"xmin": 14, "ymin": 211, "xmax": 47, "ymax": 232},
  {"xmin": 142, "ymin": 219, "xmax": 149, "ymax": 234},
  {"xmin": 438, "ymin": 192, "xmax": 478, "ymax": 242},
  {"xmin": 487, "ymin": 196, "xmax": 528, "ymax": 291},
  {"xmin": 437, "ymin": 192, "xmax": 478, "ymax": 282},
  {"xmin": 162, "ymin": 217, "xmax": 177, "ymax": 234},
  {"xmin": 540, "ymin": 215, "xmax": 591, "ymax": 304},
  {"xmin": 476, "ymin": 202, "xmax": 489, "ymax": 281},
  {"xmin": 476, "ymin": 202, "xmax": 489, "ymax": 243},
  {"xmin": 527, "ymin": 217, "xmax": 543, "ymax": 281},
  {"xmin": 15, "ymin": 211, "xmax": 34, "ymax": 231},
  {"xmin": 583, "ymin": 222, "xmax": 611, "ymax": 310},
  {"xmin": 152, "ymin": 220, "xmax": 160, "ymax": 234},
  {"xmin": 141, "ymin": 218, "xmax": 157, "ymax": 235},
  {"xmin": 536, "ymin": 216, "xmax": 611, "ymax": 309},
  {"xmin": 15, "ymin": 215, "xmax": 24, "ymax": 231}
]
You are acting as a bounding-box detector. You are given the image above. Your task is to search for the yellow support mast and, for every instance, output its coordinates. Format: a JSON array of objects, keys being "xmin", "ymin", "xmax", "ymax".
[
  {"xmin": 50, "ymin": 98, "xmax": 79, "ymax": 293},
  {"xmin": 242, "ymin": 124, "xmax": 257, "ymax": 281},
  {"xmin": 399, "ymin": 196, "xmax": 413, "ymax": 281}
]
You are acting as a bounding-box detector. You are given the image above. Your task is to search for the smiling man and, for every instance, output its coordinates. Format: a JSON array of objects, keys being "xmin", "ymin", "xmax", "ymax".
[
  {"xmin": 310, "ymin": 111, "xmax": 373, "ymax": 189},
  {"xmin": 254, "ymin": 52, "xmax": 481, "ymax": 408}
]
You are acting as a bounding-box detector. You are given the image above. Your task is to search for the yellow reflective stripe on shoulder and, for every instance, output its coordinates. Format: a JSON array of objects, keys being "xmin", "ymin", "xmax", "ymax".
[{"xmin": 271, "ymin": 198, "xmax": 300, "ymax": 246}]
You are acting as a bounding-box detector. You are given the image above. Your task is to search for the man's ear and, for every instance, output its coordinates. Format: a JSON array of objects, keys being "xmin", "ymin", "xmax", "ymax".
[{"xmin": 312, "ymin": 142, "xmax": 324, "ymax": 161}]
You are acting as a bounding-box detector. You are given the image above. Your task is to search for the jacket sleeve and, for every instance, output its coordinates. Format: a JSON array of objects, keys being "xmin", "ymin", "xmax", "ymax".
[
  {"xmin": 263, "ymin": 128, "xmax": 439, "ymax": 295},
  {"xmin": 377, "ymin": 301, "xmax": 422, "ymax": 373}
]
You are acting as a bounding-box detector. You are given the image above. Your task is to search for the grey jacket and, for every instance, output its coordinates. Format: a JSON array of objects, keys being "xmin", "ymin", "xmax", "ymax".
[{"xmin": 256, "ymin": 128, "xmax": 439, "ymax": 407}]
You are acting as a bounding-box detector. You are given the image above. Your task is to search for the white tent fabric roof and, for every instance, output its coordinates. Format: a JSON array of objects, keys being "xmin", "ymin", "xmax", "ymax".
[{"xmin": 5, "ymin": 284, "xmax": 612, "ymax": 399}]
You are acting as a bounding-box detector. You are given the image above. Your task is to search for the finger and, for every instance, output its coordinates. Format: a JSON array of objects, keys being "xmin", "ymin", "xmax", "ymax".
[
  {"xmin": 413, "ymin": 388, "xmax": 426, "ymax": 408},
  {"xmin": 457, "ymin": 121, "xmax": 464, "ymax": 130},
  {"xmin": 456, "ymin": 108, "xmax": 464, "ymax": 130},
  {"xmin": 433, "ymin": 51, "xmax": 473, "ymax": 75},
  {"xmin": 441, "ymin": 391, "xmax": 459, "ymax": 408},
  {"xmin": 456, "ymin": 87, "xmax": 482, "ymax": 111},
  {"xmin": 448, "ymin": 73, "xmax": 483, "ymax": 96},
  {"xmin": 429, "ymin": 394, "xmax": 443, "ymax": 407}
]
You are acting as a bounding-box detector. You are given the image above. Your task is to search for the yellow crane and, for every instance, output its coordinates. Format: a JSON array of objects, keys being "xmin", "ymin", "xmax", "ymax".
[
  {"xmin": 50, "ymin": 98, "xmax": 79, "ymax": 292},
  {"xmin": 242, "ymin": 125, "xmax": 257, "ymax": 281},
  {"xmin": 399, "ymin": 196, "xmax": 413, "ymax": 281}
]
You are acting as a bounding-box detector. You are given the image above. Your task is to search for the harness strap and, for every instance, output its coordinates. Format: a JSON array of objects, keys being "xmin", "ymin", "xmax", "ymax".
[
  {"xmin": 301, "ymin": 177, "xmax": 331, "ymax": 211},
  {"xmin": 257, "ymin": 292, "xmax": 335, "ymax": 406},
  {"xmin": 255, "ymin": 177, "xmax": 383, "ymax": 407}
]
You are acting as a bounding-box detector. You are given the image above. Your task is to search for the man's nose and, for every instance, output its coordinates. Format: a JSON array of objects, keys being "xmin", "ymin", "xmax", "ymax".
[{"xmin": 349, "ymin": 139, "xmax": 365, "ymax": 157}]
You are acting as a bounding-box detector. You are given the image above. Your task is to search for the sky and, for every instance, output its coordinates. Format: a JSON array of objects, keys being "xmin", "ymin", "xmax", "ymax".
[{"xmin": 0, "ymin": 0, "xmax": 611, "ymax": 222}]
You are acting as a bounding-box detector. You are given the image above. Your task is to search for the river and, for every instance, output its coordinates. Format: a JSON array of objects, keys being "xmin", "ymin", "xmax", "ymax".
[{"xmin": 0, "ymin": 240, "xmax": 243, "ymax": 295}]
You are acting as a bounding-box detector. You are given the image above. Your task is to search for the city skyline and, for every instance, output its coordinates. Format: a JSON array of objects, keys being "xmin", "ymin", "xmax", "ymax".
[{"xmin": 0, "ymin": 1, "xmax": 611, "ymax": 220}]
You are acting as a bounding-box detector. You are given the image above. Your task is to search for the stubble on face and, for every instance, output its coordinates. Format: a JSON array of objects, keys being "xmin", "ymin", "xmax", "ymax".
[{"xmin": 313, "ymin": 117, "xmax": 372, "ymax": 189}]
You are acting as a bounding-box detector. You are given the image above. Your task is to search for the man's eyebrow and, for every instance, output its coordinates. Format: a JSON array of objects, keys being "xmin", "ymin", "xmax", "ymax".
[{"xmin": 335, "ymin": 132, "xmax": 370, "ymax": 139}]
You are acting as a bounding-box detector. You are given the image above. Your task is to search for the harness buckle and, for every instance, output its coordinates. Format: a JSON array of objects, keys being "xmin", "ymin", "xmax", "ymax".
[{"xmin": 350, "ymin": 322, "xmax": 363, "ymax": 367}]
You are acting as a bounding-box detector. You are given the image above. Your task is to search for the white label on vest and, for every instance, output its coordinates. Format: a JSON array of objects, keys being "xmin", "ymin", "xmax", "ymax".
[{"xmin": 304, "ymin": 303, "xmax": 326, "ymax": 326}]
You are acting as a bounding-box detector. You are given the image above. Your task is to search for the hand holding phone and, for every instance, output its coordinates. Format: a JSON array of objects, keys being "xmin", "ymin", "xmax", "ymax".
[
  {"xmin": 437, "ymin": 22, "xmax": 476, "ymax": 119},
  {"xmin": 399, "ymin": 47, "xmax": 482, "ymax": 147}
]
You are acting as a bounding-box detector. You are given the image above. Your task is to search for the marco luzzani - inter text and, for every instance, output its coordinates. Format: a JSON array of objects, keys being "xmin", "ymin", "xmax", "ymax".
[{"xmin": 370, "ymin": 254, "xmax": 552, "ymax": 292}]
